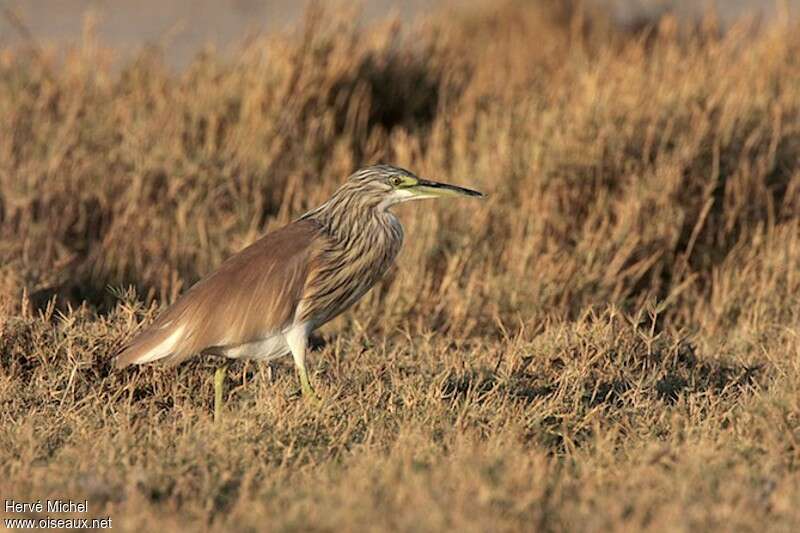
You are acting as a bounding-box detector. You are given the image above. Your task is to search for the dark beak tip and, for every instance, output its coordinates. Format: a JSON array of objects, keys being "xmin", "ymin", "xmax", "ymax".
[
  {"xmin": 422, "ymin": 178, "xmax": 484, "ymax": 198},
  {"xmin": 461, "ymin": 187, "xmax": 484, "ymax": 198}
]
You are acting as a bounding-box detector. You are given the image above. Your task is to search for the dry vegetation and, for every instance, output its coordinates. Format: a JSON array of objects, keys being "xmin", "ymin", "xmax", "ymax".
[{"xmin": 1, "ymin": 1, "xmax": 800, "ymax": 530}]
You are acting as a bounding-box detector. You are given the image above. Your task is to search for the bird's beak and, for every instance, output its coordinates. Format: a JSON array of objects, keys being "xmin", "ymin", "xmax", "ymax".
[{"xmin": 408, "ymin": 178, "xmax": 484, "ymax": 199}]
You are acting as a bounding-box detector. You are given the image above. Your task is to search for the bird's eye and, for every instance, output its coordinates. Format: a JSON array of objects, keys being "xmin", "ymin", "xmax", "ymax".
[{"xmin": 390, "ymin": 176, "xmax": 404, "ymax": 187}]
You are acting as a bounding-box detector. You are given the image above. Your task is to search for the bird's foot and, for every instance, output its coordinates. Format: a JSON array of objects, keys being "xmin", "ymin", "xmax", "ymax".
[{"xmin": 299, "ymin": 377, "xmax": 323, "ymax": 407}]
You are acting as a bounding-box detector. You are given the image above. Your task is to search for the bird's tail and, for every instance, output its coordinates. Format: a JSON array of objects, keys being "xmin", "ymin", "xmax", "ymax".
[{"xmin": 115, "ymin": 321, "xmax": 187, "ymax": 368}]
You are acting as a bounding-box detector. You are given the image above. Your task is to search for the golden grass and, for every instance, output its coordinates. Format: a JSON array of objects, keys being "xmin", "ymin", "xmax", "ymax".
[{"xmin": 2, "ymin": 2, "xmax": 800, "ymax": 530}]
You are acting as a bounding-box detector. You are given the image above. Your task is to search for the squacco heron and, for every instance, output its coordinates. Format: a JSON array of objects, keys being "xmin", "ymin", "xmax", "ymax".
[{"xmin": 115, "ymin": 165, "xmax": 483, "ymax": 414}]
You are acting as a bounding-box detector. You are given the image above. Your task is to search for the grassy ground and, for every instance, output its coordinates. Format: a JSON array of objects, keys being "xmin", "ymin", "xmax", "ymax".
[{"xmin": 1, "ymin": 2, "xmax": 800, "ymax": 531}]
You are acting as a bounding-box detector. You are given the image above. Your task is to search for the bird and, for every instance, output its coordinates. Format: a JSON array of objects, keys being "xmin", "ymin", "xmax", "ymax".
[{"xmin": 115, "ymin": 164, "xmax": 483, "ymax": 415}]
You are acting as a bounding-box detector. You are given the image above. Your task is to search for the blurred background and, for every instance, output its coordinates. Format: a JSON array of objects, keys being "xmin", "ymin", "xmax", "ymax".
[{"xmin": 1, "ymin": 0, "xmax": 798, "ymax": 68}]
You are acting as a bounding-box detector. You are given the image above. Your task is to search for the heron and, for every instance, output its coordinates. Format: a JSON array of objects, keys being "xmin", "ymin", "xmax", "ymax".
[{"xmin": 115, "ymin": 164, "xmax": 483, "ymax": 416}]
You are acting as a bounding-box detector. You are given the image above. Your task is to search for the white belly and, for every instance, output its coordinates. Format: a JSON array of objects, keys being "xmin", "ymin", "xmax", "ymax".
[{"xmin": 217, "ymin": 334, "xmax": 291, "ymax": 361}]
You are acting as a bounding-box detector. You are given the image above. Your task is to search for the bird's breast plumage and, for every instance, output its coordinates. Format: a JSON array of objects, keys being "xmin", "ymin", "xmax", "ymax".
[{"xmin": 297, "ymin": 211, "xmax": 403, "ymax": 328}]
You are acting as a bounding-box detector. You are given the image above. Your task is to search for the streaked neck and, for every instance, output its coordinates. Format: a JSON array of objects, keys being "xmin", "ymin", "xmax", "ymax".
[{"xmin": 301, "ymin": 189, "xmax": 396, "ymax": 243}]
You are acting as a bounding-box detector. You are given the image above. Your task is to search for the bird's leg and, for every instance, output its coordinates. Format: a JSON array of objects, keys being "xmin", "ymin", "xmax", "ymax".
[
  {"xmin": 214, "ymin": 363, "xmax": 227, "ymax": 423},
  {"xmin": 298, "ymin": 366, "xmax": 317, "ymax": 400},
  {"xmin": 286, "ymin": 323, "xmax": 322, "ymax": 404}
]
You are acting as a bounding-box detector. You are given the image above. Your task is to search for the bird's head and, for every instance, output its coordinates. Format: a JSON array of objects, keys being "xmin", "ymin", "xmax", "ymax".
[{"xmin": 344, "ymin": 164, "xmax": 484, "ymax": 211}]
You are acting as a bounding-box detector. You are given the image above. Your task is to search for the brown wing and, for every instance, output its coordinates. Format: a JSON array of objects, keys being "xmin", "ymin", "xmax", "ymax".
[{"xmin": 115, "ymin": 218, "xmax": 323, "ymax": 368}]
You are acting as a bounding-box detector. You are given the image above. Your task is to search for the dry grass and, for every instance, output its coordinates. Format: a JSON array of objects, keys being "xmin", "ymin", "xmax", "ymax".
[{"xmin": 1, "ymin": 1, "xmax": 800, "ymax": 531}]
